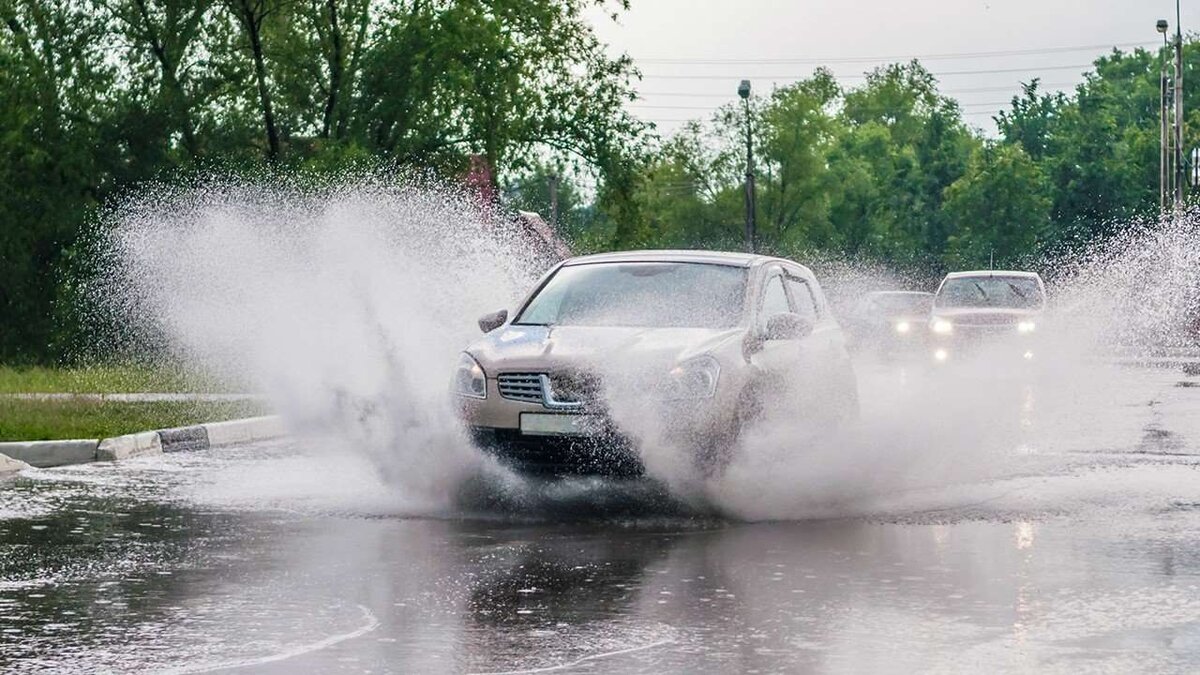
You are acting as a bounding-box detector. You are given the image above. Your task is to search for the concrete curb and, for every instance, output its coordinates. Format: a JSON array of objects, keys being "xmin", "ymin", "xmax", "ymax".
[
  {"xmin": 0, "ymin": 416, "xmax": 285, "ymax": 472},
  {"xmin": 0, "ymin": 453, "xmax": 31, "ymax": 475},
  {"xmin": 0, "ymin": 440, "xmax": 100, "ymax": 468},
  {"xmin": 96, "ymin": 431, "xmax": 162, "ymax": 462}
]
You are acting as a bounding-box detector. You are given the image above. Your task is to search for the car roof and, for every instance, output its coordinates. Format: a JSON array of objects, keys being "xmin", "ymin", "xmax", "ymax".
[
  {"xmin": 943, "ymin": 270, "xmax": 1042, "ymax": 280},
  {"xmin": 563, "ymin": 249, "xmax": 777, "ymax": 269}
]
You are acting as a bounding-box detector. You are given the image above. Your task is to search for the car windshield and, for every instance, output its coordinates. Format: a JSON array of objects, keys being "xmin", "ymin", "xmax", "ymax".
[
  {"xmin": 515, "ymin": 262, "xmax": 748, "ymax": 328},
  {"xmin": 867, "ymin": 293, "xmax": 932, "ymax": 316},
  {"xmin": 937, "ymin": 276, "xmax": 1044, "ymax": 309}
]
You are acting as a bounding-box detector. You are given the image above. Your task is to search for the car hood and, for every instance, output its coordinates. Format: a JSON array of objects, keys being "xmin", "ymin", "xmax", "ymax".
[
  {"xmin": 465, "ymin": 324, "xmax": 744, "ymax": 374},
  {"xmin": 931, "ymin": 307, "xmax": 1043, "ymax": 324}
]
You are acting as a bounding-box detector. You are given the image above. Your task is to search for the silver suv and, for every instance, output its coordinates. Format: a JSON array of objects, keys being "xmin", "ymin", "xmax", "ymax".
[{"xmin": 453, "ymin": 250, "xmax": 859, "ymax": 476}]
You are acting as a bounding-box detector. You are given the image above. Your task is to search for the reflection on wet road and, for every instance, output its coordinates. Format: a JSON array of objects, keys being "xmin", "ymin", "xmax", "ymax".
[{"xmin": 2, "ymin": 365, "xmax": 1200, "ymax": 673}]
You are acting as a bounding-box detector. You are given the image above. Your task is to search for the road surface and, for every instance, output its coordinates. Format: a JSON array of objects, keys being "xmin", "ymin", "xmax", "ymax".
[{"xmin": 2, "ymin": 363, "xmax": 1199, "ymax": 673}]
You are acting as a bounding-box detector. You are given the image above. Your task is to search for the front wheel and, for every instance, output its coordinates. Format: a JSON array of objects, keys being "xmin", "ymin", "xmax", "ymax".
[{"xmin": 693, "ymin": 386, "xmax": 762, "ymax": 478}]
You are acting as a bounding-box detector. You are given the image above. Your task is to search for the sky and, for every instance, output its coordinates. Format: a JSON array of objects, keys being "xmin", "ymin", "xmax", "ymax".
[{"xmin": 587, "ymin": 0, "xmax": 1199, "ymax": 138}]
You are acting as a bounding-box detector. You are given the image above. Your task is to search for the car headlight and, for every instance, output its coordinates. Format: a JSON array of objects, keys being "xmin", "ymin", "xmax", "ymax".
[
  {"xmin": 1017, "ymin": 320, "xmax": 1036, "ymax": 334},
  {"xmin": 931, "ymin": 319, "xmax": 953, "ymax": 335},
  {"xmin": 661, "ymin": 355, "xmax": 720, "ymax": 400},
  {"xmin": 453, "ymin": 353, "xmax": 487, "ymax": 399},
  {"xmin": 894, "ymin": 321, "xmax": 911, "ymax": 334}
]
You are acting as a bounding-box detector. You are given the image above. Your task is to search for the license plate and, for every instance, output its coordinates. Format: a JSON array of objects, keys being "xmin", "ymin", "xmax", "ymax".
[{"xmin": 520, "ymin": 413, "xmax": 602, "ymax": 437}]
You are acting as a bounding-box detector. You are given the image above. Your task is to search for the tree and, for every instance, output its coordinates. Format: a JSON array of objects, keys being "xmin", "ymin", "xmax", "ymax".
[
  {"xmin": 0, "ymin": 0, "xmax": 118, "ymax": 361},
  {"xmin": 226, "ymin": 0, "xmax": 281, "ymax": 159},
  {"xmin": 109, "ymin": 0, "xmax": 213, "ymax": 158},
  {"xmin": 358, "ymin": 1, "xmax": 645, "ymax": 191},
  {"xmin": 942, "ymin": 143, "xmax": 1051, "ymax": 268}
]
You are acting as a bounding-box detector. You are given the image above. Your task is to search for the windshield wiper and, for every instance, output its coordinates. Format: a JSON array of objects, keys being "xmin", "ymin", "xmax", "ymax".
[{"xmin": 1007, "ymin": 282, "xmax": 1028, "ymax": 299}]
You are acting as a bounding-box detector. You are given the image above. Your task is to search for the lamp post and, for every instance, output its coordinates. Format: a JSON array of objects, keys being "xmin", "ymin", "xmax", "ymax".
[
  {"xmin": 1159, "ymin": 18, "xmax": 1171, "ymax": 212},
  {"xmin": 1157, "ymin": 4, "xmax": 1186, "ymax": 216},
  {"xmin": 738, "ymin": 79, "xmax": 756, "ymax": 253},
  {"xmin": 1173, "ymin": 0, "xmax": 1184, "ymax": 216}
]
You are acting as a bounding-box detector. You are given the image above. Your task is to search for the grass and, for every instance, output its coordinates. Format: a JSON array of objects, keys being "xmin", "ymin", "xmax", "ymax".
[
  {"xmin": 0, "ymin": 364, "xmax": 238, "ymax": 394},
  {"xmin": 0, "ymin": 364, "xmax": 262, "ymax": 441},
  {"xmin": 0, "ymin": 399, "xmax": 267, "ymax": 442}
]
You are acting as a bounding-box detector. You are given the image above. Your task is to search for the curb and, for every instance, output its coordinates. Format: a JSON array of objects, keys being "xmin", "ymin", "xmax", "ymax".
[
  {"xmin": 96, "ymin": 431, "xmax": 161, "ymax": 462},
  {"xmin": 0, "ymin": 453, "xmax": 31, "ymax": 475},
  {"xmin": 0, "ymin": 440, "xmax": 100, "ymax": 469},
  {"xmin": 0, "ymin": 416, "xmax": 284, "ymax": 473}
]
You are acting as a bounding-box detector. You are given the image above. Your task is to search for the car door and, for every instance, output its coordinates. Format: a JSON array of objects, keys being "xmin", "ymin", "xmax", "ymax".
[
  {"xmin": 750, "ymin": 267, "xmax": 806, "ymax": 407},
  {"xmin": 785, "ymin": 271, "xmax": 855, "ymax": 406}
]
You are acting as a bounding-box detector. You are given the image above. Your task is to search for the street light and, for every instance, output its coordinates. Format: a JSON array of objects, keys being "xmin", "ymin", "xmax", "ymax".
[
  {"xmin": 738, "ymin": 79, "xmax": 756, "ymax": 253},
  {"xmin": 1156, "ymin": 9, "xmax": 1186, "ymax": 216},
  {"xmin": 1159, "ymin": 18, "xmax": 1171, "ymax": 211}
]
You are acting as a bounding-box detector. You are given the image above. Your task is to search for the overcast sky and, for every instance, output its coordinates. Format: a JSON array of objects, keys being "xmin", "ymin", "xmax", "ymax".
[{"xmin": 587, "ymin": 0, "xmax": 1198, "ymax": 137}]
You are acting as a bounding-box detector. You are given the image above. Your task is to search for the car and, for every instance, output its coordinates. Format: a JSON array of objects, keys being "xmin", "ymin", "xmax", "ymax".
[
  {"xmin": 845, "ymin": 291, "xmax": 934, "ymax": 355},
  {"xmin": 928, "ymin": 270, "xmax": 1046, "ymax": 363},
  {"xmin": 453, "ymin": 250, "xmax": 859, "ymax": 477}
]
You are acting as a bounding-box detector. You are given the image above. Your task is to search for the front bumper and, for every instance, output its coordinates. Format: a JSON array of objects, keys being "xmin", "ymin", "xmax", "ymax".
[
  {"xmin": 469, "ymin": 425, "xmax": 643, "ymax": 476},
  {"xmin": 930, "ymin": 327, "xmax": 1039, "ymax": 363},
  {"xmin": 457, "ymin": 376, "xmax": 736, "ymax": 476}
]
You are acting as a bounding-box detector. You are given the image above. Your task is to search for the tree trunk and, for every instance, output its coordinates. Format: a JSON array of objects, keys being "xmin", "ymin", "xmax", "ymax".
[
  {"xmin": 234, "ymin": 0, "xmax": 280, "ymax": 159},
  {"xmin": 319, "ymin": 0, "xmax": 342, "ymax": 139},
  {"xmin": 132, "ymin": 0, "xmax": 201, "ymax": 157}
]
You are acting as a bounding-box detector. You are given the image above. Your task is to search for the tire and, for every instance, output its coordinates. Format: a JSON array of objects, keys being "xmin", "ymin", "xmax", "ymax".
[{"xmin": 694, "ymin": 385, "xmax": 760, "ymax": 478}]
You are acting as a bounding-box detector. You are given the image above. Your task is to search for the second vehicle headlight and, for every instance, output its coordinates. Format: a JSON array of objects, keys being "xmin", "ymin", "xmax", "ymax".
[
  {"xmin": 894, "ymin": 321, "xmax": 912, "ymax": 334},
  {"xmin": 453, "ymin": 352, "xmax": 487, "ymax": 399},
  {"xmin": 1017, "ymin": 320, "xmax": 1036, "ymax": 333},
  {"xmin": 662, "ymin": 355, "xmax": 721, "ymax": 400},
  {"xmin": 931, "ymin": 319, "xmax": 954, "ymax": 335}
]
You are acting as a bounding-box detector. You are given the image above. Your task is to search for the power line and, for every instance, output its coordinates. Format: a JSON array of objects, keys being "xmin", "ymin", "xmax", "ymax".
[
  {"xmin": 636, "ymin": 82, "xmax": 1078, "ymax": 98},
  {"xmin": 632, "ymin": 100, "xmax": 1020, "ymax": 111},
  {"xmin": 634, "ymin": 41, "xmax": 1154, "ymax": 65},
  {"xmin": 639, "ymin": 63, "xmax": 1095, "ymax": 80}
]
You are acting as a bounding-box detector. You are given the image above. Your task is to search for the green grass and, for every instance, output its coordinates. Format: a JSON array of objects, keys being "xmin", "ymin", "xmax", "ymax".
[
  {"xmin": 0, "ymin": 399, "xmax": 267, "ymax": 441},
  {"xmin": 0, "ymin": 365, "xmax": 238, "ymax": 394},
  {"xmin": 0, "ymin": 364, "xmax": 262, "ymax": 441}
]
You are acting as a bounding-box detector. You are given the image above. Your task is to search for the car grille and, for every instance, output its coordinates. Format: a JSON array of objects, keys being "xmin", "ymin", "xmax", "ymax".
[{"xmin": 497, "ymin": 373, "xmax": 544, "ymax": 403}]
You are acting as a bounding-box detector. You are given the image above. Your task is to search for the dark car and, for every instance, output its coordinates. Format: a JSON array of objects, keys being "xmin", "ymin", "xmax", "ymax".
[{"xmin": 845, "ymin": 291, "xmax": 934, "ymax": 355}]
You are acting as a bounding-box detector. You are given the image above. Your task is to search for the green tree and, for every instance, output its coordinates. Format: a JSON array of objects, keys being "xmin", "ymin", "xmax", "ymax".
[{"xmin": 942, "ymin": 143, "xmax": 1051, "ymax": 268}]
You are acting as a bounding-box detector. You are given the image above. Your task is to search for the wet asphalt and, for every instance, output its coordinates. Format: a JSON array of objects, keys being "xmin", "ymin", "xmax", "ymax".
[{"xmin": 2, "ymin": 364, "xmax": 1200, "ymax": 674}]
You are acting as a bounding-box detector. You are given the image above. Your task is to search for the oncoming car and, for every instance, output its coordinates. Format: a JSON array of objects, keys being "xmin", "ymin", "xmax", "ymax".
[
  {"xmin": 929, "ymin": 271, "xmax": 1046, "ymax": 363},
  {"xmin": 845, "ymin": 291, "xmax": 934, "ymax": 355},
  {"xmin": 453, "ymin": 250, "xmax": 858, "ymax": 477}
]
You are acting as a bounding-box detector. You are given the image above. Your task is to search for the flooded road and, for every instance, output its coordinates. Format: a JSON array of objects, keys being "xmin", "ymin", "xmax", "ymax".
[{"xmin": 3, "ymin": 365, "xmax": 1200, "ymax": 673}]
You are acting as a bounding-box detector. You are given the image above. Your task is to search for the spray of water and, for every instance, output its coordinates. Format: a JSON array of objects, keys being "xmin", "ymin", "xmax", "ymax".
[
  {"xmin": 92, "ymin": 172, "xmax": 548, "ymax": 513},
  {"xmin": 91, "ymin": 174, "xmax": 1200, "ymax": 521}
]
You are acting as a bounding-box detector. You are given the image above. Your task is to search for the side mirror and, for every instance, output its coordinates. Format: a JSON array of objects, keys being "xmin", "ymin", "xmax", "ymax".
[
  {"xmin": 478, "ymin": 309, "xmax": 508, "ymax": 333},
  {"xmin": 765, "ymin": 312, "xmax": 814, "ymax": 341}
]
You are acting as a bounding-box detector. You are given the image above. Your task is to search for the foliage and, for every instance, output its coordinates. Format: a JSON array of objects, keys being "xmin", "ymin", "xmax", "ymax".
[
  {"xmin": 0, "ymin": 0, "xmax": 641, "ymax": 363},
  {"xmin": 0, "ymin": 3, "xmax": 1194, "ymax": 364}
]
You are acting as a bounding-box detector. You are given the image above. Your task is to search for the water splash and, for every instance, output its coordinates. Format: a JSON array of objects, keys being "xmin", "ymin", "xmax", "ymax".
[
  {"xmin": 94, "ymin": 172, "xmax": 541, "ymax": 511},
  {"xmin": 92, "ymin": 174, "xmax": 1200, "ymax": 522}
]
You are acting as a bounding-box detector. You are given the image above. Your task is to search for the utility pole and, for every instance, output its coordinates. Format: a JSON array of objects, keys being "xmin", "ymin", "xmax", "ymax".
[{"xmin": 738, "ymin": 79, "xmax": 756, "ymax": 253}]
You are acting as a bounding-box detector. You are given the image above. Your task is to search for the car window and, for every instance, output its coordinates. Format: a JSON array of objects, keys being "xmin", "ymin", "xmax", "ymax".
[
  {"xmin": 760, "ymin": 275, "xmax": 790, "ymax": 327},
  {"xmin": 786, "ymin": 277, "xmax": 818, "ymax": 321},
  {"xmin": 516, "ymin": 262, "xmax": 749, "ymax": 328},
  {"xmin": 936, "ymin": 276, "xmax": 1043, "ymax": 309}
]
